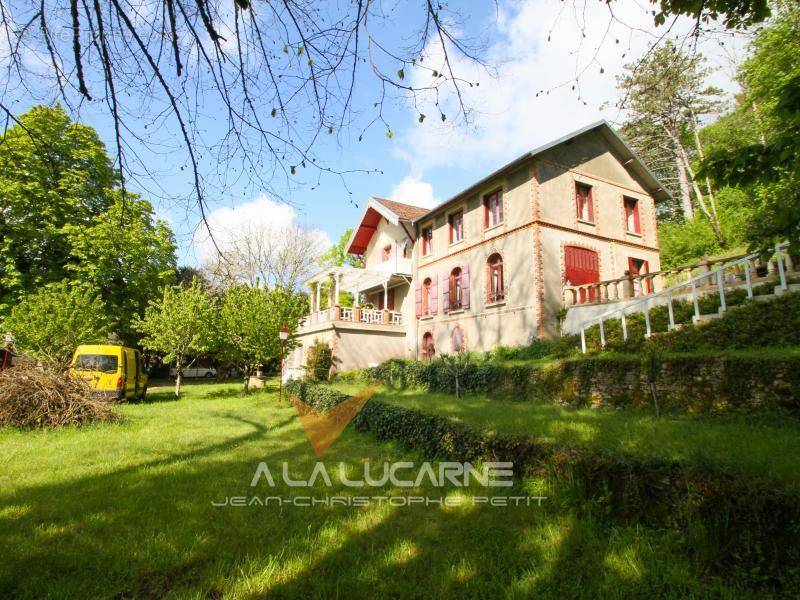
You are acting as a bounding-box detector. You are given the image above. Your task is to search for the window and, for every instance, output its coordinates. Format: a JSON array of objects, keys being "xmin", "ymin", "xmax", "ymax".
[
  {"xmin": 73, "ymin": 354, "xmax": 118, "ymax": 373},
  {"xmin": 624, "ymin": 197, "xmax": 641, "ymax": 234},
  {"xmin": 628, "ymin": 257, "xmax": 652, "ymax": 294},
  {"xmin": 575, "ymin": 183, "xmax": 594, "ymax": 223},
  {"xmin": 381, "ymin": 244, "xmax": 392, "ymax": 262},
  {"xmin": 422, "ymin": 278, "xmax": 432, "ymax": 315},
  {"xmin": 487, "ymin": 253, "xmax": 504, "ymax": 303},
  {"xmin": 421, "ymin": 226, "xmax": 433, "ymax": 256},
  {"xmin": 449, "ymin": 267, "xmax": 463, "ymax": 310},
  {"xmin": 483, "ymin": 190, "xmax": 503, "ymax": 229},
  {"xmin": 451, "ymin": 326, "xmax": 464, "ymax": 353},
  {"xmin": 421, "ymin": 332, "xmax": 435, "ymax": 359},
  {"xmin": 449, "ymin": 210, "xmax": 464, "ymax": 243}
]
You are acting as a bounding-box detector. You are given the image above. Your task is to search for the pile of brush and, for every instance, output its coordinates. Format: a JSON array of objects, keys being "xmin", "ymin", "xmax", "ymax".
[{"xmin": 0, "ymin": 362, "xmax": 121, "ymax": 428}]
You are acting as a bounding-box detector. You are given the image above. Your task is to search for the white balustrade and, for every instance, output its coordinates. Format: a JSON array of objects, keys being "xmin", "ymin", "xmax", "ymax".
[{"xmin": 576, "ymin": 241, "xmax": 792, "ymax": 353}]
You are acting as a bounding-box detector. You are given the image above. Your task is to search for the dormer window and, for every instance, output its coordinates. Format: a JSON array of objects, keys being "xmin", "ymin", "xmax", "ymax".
[{"xmin": 381, "ymin": 244, "xmax": 392, "ymax": 262}]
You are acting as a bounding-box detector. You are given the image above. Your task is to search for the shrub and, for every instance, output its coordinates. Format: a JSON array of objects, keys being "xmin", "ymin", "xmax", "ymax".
[
  {"xmin": 2, "ymin": 282, "xmax": 109, "ymax": 367},
  {"xmin": 0, "ymin": 362, "xmax": 120, "ymax": 428},
  {"xmin": 582, "ymin": 290, "xmax": 800, "ymax": 353},
  {"xmin": 284, "ymin": 379, "xmax": 347, "ymax": 412},
  {"xmin": 489, "ymin": 336, "xmax": 579, "ymax": 362},
  {"xmin": 304, "ymin": 342, "xmax": 333, "ymax": 382}
]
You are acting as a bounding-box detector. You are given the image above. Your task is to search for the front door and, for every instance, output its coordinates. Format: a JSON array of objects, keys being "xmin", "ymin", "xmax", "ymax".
[{"xmin": 564, "ymin": 246, "xmax": 600, "ymax": 302}]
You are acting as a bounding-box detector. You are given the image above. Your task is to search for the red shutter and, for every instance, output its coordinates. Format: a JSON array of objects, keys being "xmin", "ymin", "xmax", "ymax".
[
  {"xmin": 442, "ymin": 274, "xmax": 450, "ymax": 314},
  {"xmin": 643, "ymin": 260, "xmax": 651, "ymax": 293},
  {"xmin": 431, "ymin": 276, "xmax": 438, "ymax": 315},
  {"xmin": 483, "ymin": 197, "xmax": 489, "ymax": 229},
  {"xmin": 461, "ymin": 264, "xmax": 470, "ymax": 309},
  {"xmin": 633, "ymin": 201, "xmax": 641, "ymax": 233},
  {"xmin": 415, "ymin": 285, "xmax": 422, "ymax": 318}
]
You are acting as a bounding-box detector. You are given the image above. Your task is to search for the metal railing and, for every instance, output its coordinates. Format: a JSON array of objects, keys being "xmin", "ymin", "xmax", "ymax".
[{"xmin": 577, "ymin": 242, "xmax": 793, "ymax": 353}]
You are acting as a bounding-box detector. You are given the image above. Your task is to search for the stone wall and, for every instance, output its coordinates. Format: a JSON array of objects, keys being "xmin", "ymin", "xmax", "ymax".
[{"xmin": 499, "ymin": 355, "xmax": 800, "ymax": 414}]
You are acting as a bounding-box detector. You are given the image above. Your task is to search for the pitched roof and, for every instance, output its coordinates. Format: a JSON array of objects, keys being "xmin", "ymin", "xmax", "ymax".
[
  {"xmin": 371, "ymin": 197, "xmax": 430, "ymax": 221},
  {"xmin": 346, "ymin": 197, "xmax": 426, "ymax": 255},
  {"xmin": 413, "ymin": 120, "xmax": 671, "ymax": 223}
]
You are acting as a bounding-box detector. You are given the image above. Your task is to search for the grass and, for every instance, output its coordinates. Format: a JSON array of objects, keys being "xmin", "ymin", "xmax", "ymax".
[
  {"xmin": 371, "ymin": 387, "xmax": 800, "ymax": 484},
  {"xmin": 0, "ymin": 381, "xmax": 761, "ymax": 597}
]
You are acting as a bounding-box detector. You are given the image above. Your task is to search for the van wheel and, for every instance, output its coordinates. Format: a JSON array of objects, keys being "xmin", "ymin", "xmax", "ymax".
[{"xmin": 204, "ymin": 372, "xmax": 214, "ymax": 379}]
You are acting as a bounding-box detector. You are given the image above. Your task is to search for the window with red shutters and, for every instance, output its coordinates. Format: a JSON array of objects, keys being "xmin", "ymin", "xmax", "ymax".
[
  {"xmin": 449, "ymin": 210, "xmax": 464, "ymax": 243},
  {"xmin": 483, "ymin": 190, "xmax": 503, "ymax": 229},
  {"xmin": 487, "ymin": 253, "xmax": 504, "ymax": 303},
  {"xmin": 422, "ymin": 277, "xmax": 432, "ymax": 315},
  {"xmin": 449, "ymin": 267, "xmax": 463, "ymax": 310},
  {"xmin": 421, "ymin": 226, "xmax": 433, "ymax": 256},
  {"xmin": 624, "ymin": 197, "xmax": 641, "ymax": 234},
  {"xmin": 575, "ymin": 183, "xmax": 594, "ymax": 222},
  {"xmin": 381, "ymin": 244, "xmax": 392, "ymax": 262}
]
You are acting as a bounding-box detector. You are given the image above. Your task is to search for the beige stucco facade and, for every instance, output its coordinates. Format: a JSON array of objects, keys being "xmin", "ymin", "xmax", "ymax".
[{"xmin": 290, "ymin": 121, "xmax": 666, "ymax": 373}]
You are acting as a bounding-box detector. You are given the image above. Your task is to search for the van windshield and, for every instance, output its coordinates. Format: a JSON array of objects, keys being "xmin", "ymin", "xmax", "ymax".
[{"xmin": 74, "ymin": 354, "xmax": 118, "ymax": 374}]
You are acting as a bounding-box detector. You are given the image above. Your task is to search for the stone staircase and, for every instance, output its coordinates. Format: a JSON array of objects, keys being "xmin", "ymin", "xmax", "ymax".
[{"xmin": 574, "ymin": 242, "xmax": 797, "ymax": 351}]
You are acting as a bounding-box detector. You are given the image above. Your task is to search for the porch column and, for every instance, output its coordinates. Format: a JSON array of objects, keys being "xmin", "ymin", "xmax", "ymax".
[
  {"xmin": 334, "ymin": 273, "xmax": 341, "ymax": 305},
  {"xmin": 315, "ymin": 283, "xmax": 321, "ymax": 313},
  {"xmin": 383, "ymin": 281, "xmax": 389, "ymax": 308}
]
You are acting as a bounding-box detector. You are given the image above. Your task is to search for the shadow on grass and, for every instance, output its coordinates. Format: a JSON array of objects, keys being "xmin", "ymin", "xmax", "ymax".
[{"xmin": 0, "ymin": 401, "xmax": 747, "ymax": 599}]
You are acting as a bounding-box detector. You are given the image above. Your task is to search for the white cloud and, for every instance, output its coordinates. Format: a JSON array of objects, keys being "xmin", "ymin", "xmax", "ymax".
[
  {"xmin": 394, "ymin": 0, "xmax": 745, "ymax": 175},
  {"xmin": 388, "ymin": 175, "xmax": 440, "ymax": 209},
  {"xmin": 192, "ymin": 194, "xmax": 331, "ymax": 264}
]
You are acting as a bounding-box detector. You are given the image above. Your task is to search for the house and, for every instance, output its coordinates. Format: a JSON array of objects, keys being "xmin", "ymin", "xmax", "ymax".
[{"xmin": 286, "ymin": 120, "xmax": 668, "ymax": 376}]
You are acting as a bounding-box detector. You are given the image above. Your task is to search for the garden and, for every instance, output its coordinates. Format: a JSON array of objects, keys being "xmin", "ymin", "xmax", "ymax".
[{"xmin": 3, "ymin": 380, "xmax": 797, "ymax": 598}]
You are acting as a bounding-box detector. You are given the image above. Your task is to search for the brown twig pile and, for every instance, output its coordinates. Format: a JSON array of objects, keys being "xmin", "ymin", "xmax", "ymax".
[{"xmin": 0, "ymin": 363, "xmax": 121, "ymax": 428}]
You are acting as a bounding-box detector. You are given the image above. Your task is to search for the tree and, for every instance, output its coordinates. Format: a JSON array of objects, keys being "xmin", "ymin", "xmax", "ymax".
[
  {"xmin": 217, "ymin": 285, "xmax": 306, "ymax": 394},
  {"xmin": 3, "ymin": 1, "xmax": 488, "ymax": 232},
  {"xmin": 320, "ymin": 229, "xmax": 365, "ymax": 269},
  {"xmin": 67, "ymin": 192, "xmax": 177, "ymax": 344},
  {"xmin": 0, "ymin": 105, "xmax": 115, "ymax": 313},
  {"xmin": 204, "ymin": 222, "xmax": 326, "ymax": 290},
  {"xmin": 0, "ymin": 105, "xmax": 178, "ymax": 339},
  {"xmin": 616, "ymin": 42, "xmax": 726, "ymax": 242},
  {"xmin": 700, "ymin": 7, "xmax": 800, "ymax": 248},
  {"xmin": 134, "ymin": 280, "xmax": 217, "ymax": 397},
  {"xmin": 2, "ymin": 282, "xmax": 109, "ymax": 368}
]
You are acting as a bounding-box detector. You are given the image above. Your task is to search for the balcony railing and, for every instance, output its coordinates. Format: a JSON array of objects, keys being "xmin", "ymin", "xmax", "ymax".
[
  {"xmin": 299, "ymin": 306, "xmax": 404, "ymax": 329},
  {"xmin": 561, "ymin": 252, "xmax": 791, "ymax": 308}
]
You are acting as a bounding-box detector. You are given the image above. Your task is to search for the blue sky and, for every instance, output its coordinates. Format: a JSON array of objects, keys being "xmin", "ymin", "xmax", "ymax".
[{"xmin": 3, "ymin": 0, "xmax": 745, "ymax": 266}]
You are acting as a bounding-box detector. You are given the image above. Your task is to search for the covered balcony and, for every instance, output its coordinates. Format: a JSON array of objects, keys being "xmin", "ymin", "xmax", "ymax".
[{"xmin": 300, "ymin": 260, "xmax": 411, "ymax": 332}]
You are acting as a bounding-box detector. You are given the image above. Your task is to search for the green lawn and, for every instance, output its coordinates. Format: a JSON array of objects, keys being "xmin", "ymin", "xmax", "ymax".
[
  {"xmin": 0, "ymin": 381, "xmax": 769, "ymax": 597},
  {"xmin": 370, "ymin": 387, "xmax": 800, "ymax": 484}
]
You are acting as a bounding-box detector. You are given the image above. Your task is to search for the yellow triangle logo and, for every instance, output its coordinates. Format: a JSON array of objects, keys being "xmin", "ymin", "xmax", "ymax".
[{"xmin": 291, "ymin": 385, "xmax": 378, "ymax": 456}]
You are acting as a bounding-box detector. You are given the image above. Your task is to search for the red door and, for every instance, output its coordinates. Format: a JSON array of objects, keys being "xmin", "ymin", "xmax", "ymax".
[{"xmin": 565, "ymin": 246, "xmax": 600, "ymax": 302}]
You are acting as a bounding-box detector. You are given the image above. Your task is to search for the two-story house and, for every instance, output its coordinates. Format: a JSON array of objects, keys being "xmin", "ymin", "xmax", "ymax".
[{"xmin": 286, "ymin": 121, "xmax": 668, "ymax": 376}]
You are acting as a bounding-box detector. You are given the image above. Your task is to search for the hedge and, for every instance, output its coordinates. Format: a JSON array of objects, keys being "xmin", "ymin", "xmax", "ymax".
[
  {"xmin": 352, "ymin": 399, "xmax": 800, "ymax": 590},
  {"xmin": 583, "ymin": 289, "xmax": 800, "ymax": 353},
  {"xmin": 360, "ymin": 353, "xmax": 800, "ymax": 415},
  {"xmin": 283, "ymin": 379, "xmax": 348, "ymax": 412}
]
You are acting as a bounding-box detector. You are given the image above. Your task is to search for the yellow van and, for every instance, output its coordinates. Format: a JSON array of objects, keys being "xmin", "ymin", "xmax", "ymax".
[{"xmin": 70, "ymin": 344, "xmax": 148, "ymax": 401}]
